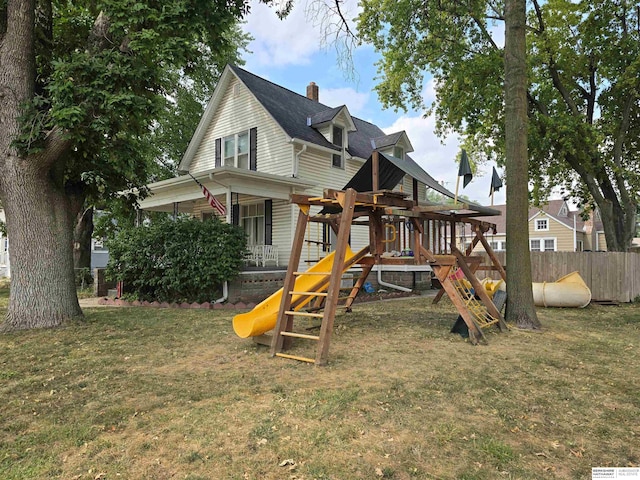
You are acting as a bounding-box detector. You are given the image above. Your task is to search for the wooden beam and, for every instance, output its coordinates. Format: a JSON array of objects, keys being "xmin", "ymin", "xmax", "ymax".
[
  {"xmin": 372, "ymin": 150, "xmax": 379, "ymax": 191},
  {"xmin": 343, "ymin": 264, "xmax": 373, "ymax": 311},
  {"xmin": 271, "ymin": 206, "xmax": 310, "ymax": 355},
  {"xmin": 430, "ymin": 264, "xmax": 485, "ymax": 345},
  {"xmin": 452, "ymin": 247, "xmax": 507, "ymax": 332},
  {"xmin": 316, "ymin": 188, "xmax": 358, "ymax": 366},
  {"xmin": 474, "ymin": 225, "xmax": 507, "ymax": 281}
]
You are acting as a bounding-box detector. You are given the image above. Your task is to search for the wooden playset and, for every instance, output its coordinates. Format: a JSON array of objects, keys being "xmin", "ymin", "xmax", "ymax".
[{"xmin": 233, "ymin": 151, "xmax": 508, "ymax": 365}]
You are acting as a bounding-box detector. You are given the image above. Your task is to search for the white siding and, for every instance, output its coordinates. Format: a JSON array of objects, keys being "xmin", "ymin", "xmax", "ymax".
[
  {"xmin": 190, "ymin": 77, "xmax": 293, "ymax": 176},
  {"xmin": 317, "ymin": 125, "xmax": 332, "ymax": 144},
  {"xmin": 271, "ymin": 200, "xmax": 293, "ymax": 266},
  {"xmin": 297, "ymin": 147, "xmax": 353, "ymax": 196}
]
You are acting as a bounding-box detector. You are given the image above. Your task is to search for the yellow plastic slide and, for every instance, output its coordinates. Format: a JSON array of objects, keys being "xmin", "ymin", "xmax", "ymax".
[{"xmin": 233, "ymin": 245, "xmax": 355, "ymax": 338}]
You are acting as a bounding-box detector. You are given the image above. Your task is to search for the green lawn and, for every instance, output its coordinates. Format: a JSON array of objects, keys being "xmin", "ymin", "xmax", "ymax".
[{"xmin": 0, "ymin": 294, "xmax": 638, "ymax": 479}]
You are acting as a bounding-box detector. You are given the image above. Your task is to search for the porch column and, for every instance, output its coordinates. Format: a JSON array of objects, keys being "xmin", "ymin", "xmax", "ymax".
[
  {"xmin": 173, "ymin": 202, "xmax": 179, "ymax": 220},
  {"xmin": 226, "ymin": 188, "xmax": 232, "ymax": 224}
]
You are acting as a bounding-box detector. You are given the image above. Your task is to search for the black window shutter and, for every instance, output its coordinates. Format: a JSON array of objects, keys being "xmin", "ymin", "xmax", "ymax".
[
  {"xmin": 249, "ymin": 127, "xmax": 257, "ymax": 171},
  {"xmin": 264, "ymin": 199, "xmax": 272, "ymax": 245},
  {"xmin": 215, "ymin": 138, "xmax": 221, "ymax": 167},
  {"xmin": 232, "ymin": 203, "xmax": 240, "ymax": 226}
]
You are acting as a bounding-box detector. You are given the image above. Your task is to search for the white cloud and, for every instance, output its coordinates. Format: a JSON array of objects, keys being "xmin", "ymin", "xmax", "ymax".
[
  {"xmin": 320, "ymin": 87, "xmax": 370, "ymax": 115},
  {"xmin": 243, "ymin": 1, "xmax": 323, "ymax": 67},
  {"xmin": 383, "ymin": 114, "xmax": 506, "ymax": 206},
  {"xmin": 243, "ymin": 0, "xmax": 361, "ymax": 68},
  {"xmin": 421, "ymin": 78, "xmax": 438, "ymax": 106}
]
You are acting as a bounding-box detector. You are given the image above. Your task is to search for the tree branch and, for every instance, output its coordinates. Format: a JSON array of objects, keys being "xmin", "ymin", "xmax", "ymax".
[
  {"xmin": 611, "ymin": 94, "xmax": 635, "ymax": 209},
  {"xmin": 29, "ymin": 125, "xmax": 72, "ymax": 169},
  {"xmin": 585, "ymin": 59, "xmax": 597, "ymax": 123},
  {"xmin": 471, "ymin": 15, "xmax": 499, "ymax": 50}
]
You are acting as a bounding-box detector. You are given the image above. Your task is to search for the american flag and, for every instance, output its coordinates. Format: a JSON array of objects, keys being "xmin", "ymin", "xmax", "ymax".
[
  {"xmin": 201, "ymin": 184, "xmax": 226, "ymax": 216},
  {"xmin": 189, "ymin": 173, "xmax": 226, "ymax": 216}
]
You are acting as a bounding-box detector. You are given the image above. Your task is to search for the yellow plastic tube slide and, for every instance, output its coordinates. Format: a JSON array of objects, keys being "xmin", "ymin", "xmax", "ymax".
[
  {"xmin": 232, "ymin": 245, "xmax": 355, "ymax": 338},
  {"xmin": 532, "ymin": 271, "xmax": 591, "ymax": 308}
]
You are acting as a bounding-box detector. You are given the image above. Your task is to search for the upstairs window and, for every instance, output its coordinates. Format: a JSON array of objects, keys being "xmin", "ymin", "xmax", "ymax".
[
  {"xmin": 223, "ymin": 131, "xmax": 249, "ymax": 168},
  {"xmin": 535, "ymin": 218, "xmax": 549, "ymax": 231},
  {"xmin": 332, "ymin": 125, "xmax": 344, "ymax": 169},
  {"xmin": 393, "ymin": 146, "xmax": 404, "ymax": 159}
]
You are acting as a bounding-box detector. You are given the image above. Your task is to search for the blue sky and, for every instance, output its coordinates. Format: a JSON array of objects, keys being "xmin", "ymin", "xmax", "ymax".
[{"xmin": 241, "ymin": 0, "xmax": 506, "ymax": 206}]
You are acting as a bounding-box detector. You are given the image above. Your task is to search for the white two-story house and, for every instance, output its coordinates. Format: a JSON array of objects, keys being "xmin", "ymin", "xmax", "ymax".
[{"xmin": 139, "ymin": 65, "xmax": 456, "ymax": 269}]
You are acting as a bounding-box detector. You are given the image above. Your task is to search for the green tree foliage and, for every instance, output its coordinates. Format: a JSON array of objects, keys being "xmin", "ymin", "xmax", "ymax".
[
  {"xmin": 0, "ymin": 0, "xmax": 267, "ymax": 329},
  {"xmin": 358, "ymin": 0, "xmax": 640, "ymax": 251},
  {"xmin": 106, "ymin": 216, "xmax": 247, "ymax": 303}
]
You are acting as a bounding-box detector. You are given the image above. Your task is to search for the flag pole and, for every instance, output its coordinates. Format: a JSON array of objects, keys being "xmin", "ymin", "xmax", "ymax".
[
  {"xmin": 454, "ymin": 176, "xmax": 460, "ymax": 204},
  {"xmin": 491, "ymin": 188, "xmax": 495, "ymax": 206}
]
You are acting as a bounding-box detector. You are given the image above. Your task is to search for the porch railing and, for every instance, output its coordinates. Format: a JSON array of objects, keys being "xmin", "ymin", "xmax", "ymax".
[{"xmin": 245, "ymin": 245, "xmax": 279, "ymax": 267}]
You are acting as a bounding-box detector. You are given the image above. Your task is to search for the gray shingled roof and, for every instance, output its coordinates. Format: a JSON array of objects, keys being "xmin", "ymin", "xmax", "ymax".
[
  {"xmin": 230, "ymin": 65, "xmax": 468, "ymax": 203},
  {"xmin": 308, "ymin": 106, "xmax": 344, "ymax": 127},
  {"xmin": 231, "ymin": 65, "xmax": 399, "ymax": 160},
  {"xmin": 231, "ymin": 65, "xmax": 340, "ymax": 152},
  {"xmin": 371, "ymin": 132, "xmax": 404, "ymax": 150}
]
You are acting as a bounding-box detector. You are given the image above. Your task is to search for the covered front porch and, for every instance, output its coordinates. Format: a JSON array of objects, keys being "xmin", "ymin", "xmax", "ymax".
[{"xmin": 138, "ymin": 166, "xmax": 315, "ymax": 269}]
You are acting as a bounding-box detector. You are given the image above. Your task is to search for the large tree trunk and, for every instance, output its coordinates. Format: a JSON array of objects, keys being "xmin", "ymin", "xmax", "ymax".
[
  {"xmin": 0, "ymin": 162, "xmax": 82, "ymax": 330},
  {"xmin": 0, "ymin": 0, "xmax": 82, "ymax": 330},
  {"xmin": 504, "ymin": 0, "xmax": 541, "ymax": 329},
  {"xmin": 597, "ymin": 197, "xmax": 636, "ymax": 252}
]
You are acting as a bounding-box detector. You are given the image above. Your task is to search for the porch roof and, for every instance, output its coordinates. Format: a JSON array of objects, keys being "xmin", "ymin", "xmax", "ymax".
[{"xmin": 139, "ymin": 166, "xmax": 316, "ymax": 211}]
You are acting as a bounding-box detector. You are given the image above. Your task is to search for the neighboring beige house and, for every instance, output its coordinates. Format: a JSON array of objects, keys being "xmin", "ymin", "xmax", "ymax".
[
  {"xmin": 582, "ymin": 208, "xmax": 607, "ymax": 251},
  {"xmin": 139, "ymin": 65, "xmax": 457, "ymax": 269},
  {"xmin": 459, "ymin": 199, "xmax": 591, "ymax": 253}
]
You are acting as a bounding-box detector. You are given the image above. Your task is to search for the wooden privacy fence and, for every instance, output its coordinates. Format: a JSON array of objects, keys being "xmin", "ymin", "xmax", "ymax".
[{"xmin": 477, "ymin": 251, "xmax": 640, "ymax": 303}]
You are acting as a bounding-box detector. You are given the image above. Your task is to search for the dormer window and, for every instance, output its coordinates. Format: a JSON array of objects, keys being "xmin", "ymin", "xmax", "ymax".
[
  {"xmin": 559, "ymin": 204, "xmax": 568, "ymax": 216},
  {"xmin": 332, "ymin": 125, "xmax": 344, "ymax": 169},
  {"xmin": 393, "ymin": 146, "xmax": 404, "ymax": 160}
]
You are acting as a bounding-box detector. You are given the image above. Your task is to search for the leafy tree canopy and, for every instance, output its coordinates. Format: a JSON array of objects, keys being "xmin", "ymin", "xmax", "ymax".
[
  {"xmin": 358, "ymin": 0, "xmax": 640, "ymax": 250},
  {"xmin": 12, "ymin": 0, "xmax": 251, "ymax": 206},
  {"xmin": 0, "ymin": 0, "xmax": 293, "ymax": 329}
]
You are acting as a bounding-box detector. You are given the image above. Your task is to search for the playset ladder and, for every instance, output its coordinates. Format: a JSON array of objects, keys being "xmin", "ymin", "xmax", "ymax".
[
  {"xmin": 271, "ymin": 189, "xmax": 360, "ymax": 365},
  {"xmin": 417, "ymin": 245, "xmax": 507, "ymax": 345}
]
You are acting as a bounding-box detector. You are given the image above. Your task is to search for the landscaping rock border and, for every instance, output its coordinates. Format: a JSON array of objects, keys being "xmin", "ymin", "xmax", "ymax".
[{"xmin": 96, "ymin": 290, "xmax": 415, "ymax": 309}]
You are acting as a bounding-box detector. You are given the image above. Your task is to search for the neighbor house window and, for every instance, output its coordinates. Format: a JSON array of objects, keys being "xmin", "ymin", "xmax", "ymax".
[
  {"xmin": 535, "ymin": 218, "xmax": 549, "ymax": 231},
  {"xmin": 530, "ymin": 238, "xmax": 556, "ymax": 251},
  {"xmin": 393, "ymin": 146, "xmax": 404, "ymax": 159},
  {"xmin": 332, "ymin": 125, "xmax": 344, "ymax": 168},
  {"xmin": 223, "ymin": 131, "xmax": 249, "ymax": 168},
  {"xmin": 242, "ymin": 203, "xmax": 265, "ymax": 246}
]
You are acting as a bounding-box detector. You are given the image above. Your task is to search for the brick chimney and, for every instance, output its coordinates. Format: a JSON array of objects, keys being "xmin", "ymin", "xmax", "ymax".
[{"xmin": 306, "ymin": 81, "xmax": 319, "ymax": 102}]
